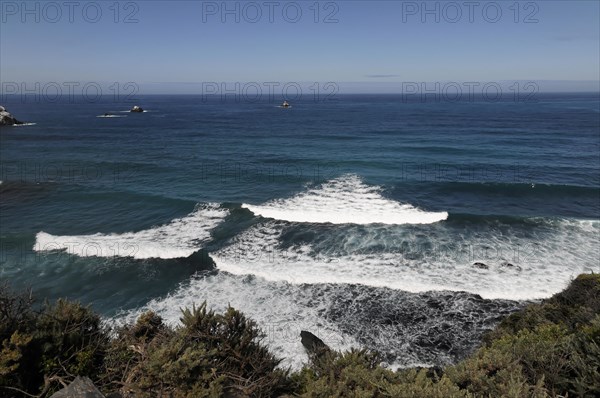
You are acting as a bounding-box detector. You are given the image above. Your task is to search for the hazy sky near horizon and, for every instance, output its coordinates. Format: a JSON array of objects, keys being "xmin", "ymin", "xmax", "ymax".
[{"xmin": 1, "ymin": 0, "xmax": 599, "ymax": 92}]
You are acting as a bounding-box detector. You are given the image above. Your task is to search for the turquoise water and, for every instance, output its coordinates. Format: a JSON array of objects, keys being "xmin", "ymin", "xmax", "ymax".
[{"xmin": 1, "ymin": 93, "xmax": 599, "ymax": 368}]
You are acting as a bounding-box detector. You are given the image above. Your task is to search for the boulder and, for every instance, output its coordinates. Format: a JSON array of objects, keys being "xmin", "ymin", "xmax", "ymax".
[
  {"xmin": 49, "ymin": 376, "xmax": 105, "ymax": 398},
  {"xmin": 0, "ymin": 105, "xmax": 24, "ymax": 126},
  {"xmin": 130, "ymin": 105, "xmax": 144, "ymax": 113},
  {"xmin": 473, "ymin": 262, "xmax": 488, "ymax": 269},
  {"xmin": 300, "ymin": 330, "xmax": 330, "ymax": 360}
]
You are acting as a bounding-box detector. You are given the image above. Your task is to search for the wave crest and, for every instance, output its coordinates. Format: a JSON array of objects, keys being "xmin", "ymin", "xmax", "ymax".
[
  {"xmin": 34, "ymin": 203, "xmax": 228, "ymax": 259},
  {"xmin": 243, "ymin": 175, "xmax": 448, "ymax": 225}
]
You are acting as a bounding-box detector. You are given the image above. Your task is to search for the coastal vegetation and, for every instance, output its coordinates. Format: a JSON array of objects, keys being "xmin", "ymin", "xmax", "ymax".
[{"xmin": 1, "ymin": 273, "xmax": 598, "ymax": 397}]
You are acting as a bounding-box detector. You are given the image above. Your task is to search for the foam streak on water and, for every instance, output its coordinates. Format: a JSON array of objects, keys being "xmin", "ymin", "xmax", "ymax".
[
  {"xmin": 34, "ymin": 204, "xmax": 228, "ymax": 259},
  {"xmin": 243, "ymin": 174, "xmax": 448, "ymax": 225}
]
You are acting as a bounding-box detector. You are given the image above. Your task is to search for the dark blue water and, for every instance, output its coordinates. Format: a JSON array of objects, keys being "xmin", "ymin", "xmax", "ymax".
[{"xmin": 1, "ymin": 93, "xmax": 599, "ymax": 368}]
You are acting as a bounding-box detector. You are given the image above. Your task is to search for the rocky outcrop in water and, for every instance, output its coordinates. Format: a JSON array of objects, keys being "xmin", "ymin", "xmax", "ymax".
[
  {"xmin": 0, "ymin": 105, "xmax": 24, "ymax": 126},
  {"xmin": 130, "ymin": 105, "xmax": 144, "ymax": 113}
]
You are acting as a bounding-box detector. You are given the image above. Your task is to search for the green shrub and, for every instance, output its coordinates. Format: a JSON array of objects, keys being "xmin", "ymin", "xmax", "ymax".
[
  {"xmin": 0, "ymin": 283, "xmax": 34, "ymax": 342},
  {"xmin": 292, "ymin": 348, "xmax": 396, "ymax": 397},
  {"xmin": 102, "ymin": 303, "xmax": 290, "ymax": 398},
  {"xmin": 558, "ymin": 315, "xmax": 600, "ymax": 397},
  {"xmin": 35, "ymin": 299, "xmax": 108, "ymax": 380},
  {"xmin": 0, "ymin": 331, "xmax": 33, "ymax": 377},
  {"xmin": 486, "ymin": 274, "xmax": 600, "ymax": 342},
  {"xmin": 0, "ymin": 286, "xmax": 109, "ymax": 397},
  {"xmin": 383, "ymin": 369, "xmax": 466, "ymax": 398}
]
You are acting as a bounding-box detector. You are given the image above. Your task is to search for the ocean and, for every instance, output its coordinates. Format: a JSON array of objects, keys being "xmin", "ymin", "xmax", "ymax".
[{"xmin": 1, "ymin": 93, "xmax": 599, "ymax": 369}]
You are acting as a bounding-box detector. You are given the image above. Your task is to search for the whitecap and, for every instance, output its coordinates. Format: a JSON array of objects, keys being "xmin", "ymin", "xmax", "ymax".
[
  {"xmin": 34, "ymin": 204, "xmax": 228, "ymax": 259},
  {"xmin": 243, "ymin": 174, "xmax": 448, "ymax": 225}
]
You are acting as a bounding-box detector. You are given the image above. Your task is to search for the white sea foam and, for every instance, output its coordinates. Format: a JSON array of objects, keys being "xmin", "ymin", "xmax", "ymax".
[
  {"xmin": 243, "ymin": 174, "xmax": 448, "ymax": 225},
  {"xmin": 212, "ymin": 218, "xmax": 600, "ymax": 301},
  {"xmin": 97, "ymin": 115, "xmax": 127, "ymax": 118},
  {"xmin": 34, "ymin": 204, "xmax": 228, "ymax": 259},
  {"xmin": 111, "ymin": 273, "xmax": 359, "ymax": 370}
]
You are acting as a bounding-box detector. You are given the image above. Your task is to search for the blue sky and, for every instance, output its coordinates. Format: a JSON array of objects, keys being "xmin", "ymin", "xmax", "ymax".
[{"xmin": 1, "ymin": 1, "xmax": 599, "ymax": 93}]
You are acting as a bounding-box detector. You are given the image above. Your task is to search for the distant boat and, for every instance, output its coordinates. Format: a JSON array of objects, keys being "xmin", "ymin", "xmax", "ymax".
[
  {"xmin": 130, "ymin": 106, "xmax": 144, "ymax": 113},
  {"xmin": 281, "ymin": 101, "xmax": 290, "ymax": 108}
]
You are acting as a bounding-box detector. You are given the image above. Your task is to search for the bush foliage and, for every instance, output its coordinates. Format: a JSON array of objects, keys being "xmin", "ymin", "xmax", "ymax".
[{"xmin": 1, "ymin": 274, "xmax": 598, "ymax": 397}]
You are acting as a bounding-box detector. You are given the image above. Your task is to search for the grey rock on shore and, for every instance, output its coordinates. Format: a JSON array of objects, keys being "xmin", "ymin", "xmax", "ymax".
[{"xmin": 49, "ymin": 376, "xmax": 105, "ymax": 398}]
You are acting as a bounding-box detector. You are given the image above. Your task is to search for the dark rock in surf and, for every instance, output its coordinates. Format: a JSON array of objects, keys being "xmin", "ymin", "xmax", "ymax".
[
  {"xmin": 473, "ymin": 262, "xmax": 488, "ymax": 269},
  {"xmin": 49, "ymin": 376, "xmax": 105, "ymax": 398},
  {"xmin": 130, "ymin": 105, "xmax": 144, "ymax": 113},
  {"xmin": 181, "ymin": 249, "xmax": 216, "ymax": 269},
  {"xmin": 500, "ymin": 261, "xmax": 522, "ymax": 271},
  {"xmin": 301, "ymin": 330, "xmax": 330, "ymax": 360},
  {"xmin": 0, "ymin": 105, "xmax": 24, "ymax": 126}
]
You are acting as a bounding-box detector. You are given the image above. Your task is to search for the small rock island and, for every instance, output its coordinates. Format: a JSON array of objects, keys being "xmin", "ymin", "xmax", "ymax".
[{"xmin": 0, "ymin": 105, "xmax": 24, "ymax": 126}]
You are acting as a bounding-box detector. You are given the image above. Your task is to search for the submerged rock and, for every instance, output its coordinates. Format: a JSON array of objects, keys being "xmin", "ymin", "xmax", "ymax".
[
  {"xmin": 500, "ymin": 261, "xmax": 522, "ymax": 271},
  {"xmin": 49, "ymin": 376, "xmax": 104, "ymax": 398},
  {"xmin": 473, "ymin": 262, "xmax": 488, "ymax": 269},
  {"xmin": 0, "ymin": 105, "xmax": 24, "ymax": 126}
]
